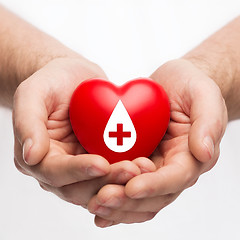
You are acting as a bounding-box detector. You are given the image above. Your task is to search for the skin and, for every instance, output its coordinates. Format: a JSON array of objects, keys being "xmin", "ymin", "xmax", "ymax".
[
  {"xmin": 88, "ymin": 59, "xmax": 228, "ymax": 227},
  {"xmin": 0, "ymin": 6, "xmax": 155, "ymax": 210},
  {"xmin": 0, "ymin": 5, "xmax": 239, "ymax": 228},
  {"xmin": 87, "ymin": 17, "xmax": 240, "ymax": 227},
  {"xmin": 13, "ymin": 58, "xmax": 152, "ymax": 207}
]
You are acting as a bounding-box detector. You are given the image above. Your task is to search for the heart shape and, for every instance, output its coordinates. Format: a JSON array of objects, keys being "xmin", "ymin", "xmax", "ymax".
[{"xmin": 69, "ymin": 78, "xmax": 170, "ymax": 164}]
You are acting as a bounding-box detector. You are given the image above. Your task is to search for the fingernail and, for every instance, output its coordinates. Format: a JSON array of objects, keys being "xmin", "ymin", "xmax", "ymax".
[
  {"xmin": 95, "ymin": 206, "xmax": 111, "ymax": 216},
  {"xmin": 203, "ymin": 136, "xmax": 214, "ymax": 160},
  {"xmin": 22, "ymin": 138, "xmax": 33, "ymax": 164},
  {"xmin": 87, "ymin": 166, "xmax": 106, "ymax": 177}
]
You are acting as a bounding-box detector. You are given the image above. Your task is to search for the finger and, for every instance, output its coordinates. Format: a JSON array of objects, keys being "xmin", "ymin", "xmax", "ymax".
[
  {"xmin": 94, "ymin": 211, "xmax": 156, "ymax": 227},
  {"xmin": 14, "ymin": 130, "xmax": 111, "ymax": 186},
  {"xmin": 31, "ymin": 154, "xmax": 110, "ymax": 187},
  {"xmin": 88, "ymin": 184, "xmax": 180, "ymax": 213},
  {"xmin": 132, "ymin": 157, "xmax": 157, "ymax": 173},
  {"xmin": 125, "ymin": 153, "xmax": 201, "ymax": 199},
  {"xmin": 188, "ymin": 78, "xmax": 228, "ymax": 163},
  {"xmin": 14, "ymin": 135, "xmax": 34, "ymax": 175},
  {"xmin": 13, "ymin": 80, "xmax": 49, "ymax": 165},
  {"xmin": 40, "ymin": 160, "xmax": 141, "ymax": 206}
]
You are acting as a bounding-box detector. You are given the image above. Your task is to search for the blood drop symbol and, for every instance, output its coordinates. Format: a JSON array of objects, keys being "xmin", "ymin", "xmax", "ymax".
[{"xmin": 103, "ymin": 100, "xmax": 137, "ymax": 152}]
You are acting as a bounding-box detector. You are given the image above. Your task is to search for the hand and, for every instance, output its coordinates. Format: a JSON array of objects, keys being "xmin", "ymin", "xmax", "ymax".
[
  {"xmin": 13, "ymin": 57, "xmax": 145, "ymax": 207},
  {"xmin": 87, "ymin": 59, "xmax": 228, "ymax": 227}
]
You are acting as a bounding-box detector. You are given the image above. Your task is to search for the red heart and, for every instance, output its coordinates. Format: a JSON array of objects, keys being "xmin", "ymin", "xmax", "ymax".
[{"xmin": 69, "ymin": 78, "xmax": 170, "ymax": 164}]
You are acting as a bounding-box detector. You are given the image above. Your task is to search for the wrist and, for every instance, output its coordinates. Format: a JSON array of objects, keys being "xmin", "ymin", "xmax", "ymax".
[
  {"xmin": 182, "ymin": 17, "xmax": 240, "ymax": 121},
  {"xmin": 3, "ymin": 44, "xmax": 82, "ymax": 108},
  {"xmin": 16, "ymin": 45, "xmax": 80, "ymax": 84},
  {"xmin": 183, "ymin": 49, "xmax": 237, "ymax": 120},
  {"xmin": 0, "ymin": 6, "xmax": 82, "ymax": 108}
]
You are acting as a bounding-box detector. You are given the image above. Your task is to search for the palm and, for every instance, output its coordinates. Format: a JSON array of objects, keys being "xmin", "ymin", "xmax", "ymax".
[
  {"xmin": 13, "ymin": 57, "xmax": 110, "ymax": 188},
  {"xmin": 39, "ymin": 58, "xmax": 107, "ymax": 158},
  {"xmin": 151, "ymin": 122, "xmax": 190, "ymax": 168},
  {"xmin": 88, "ymin": 60, "xmax": 228, "ymax": 227},
  {"xmin": 150, "ymin": 107, "xmax": 209, "ymax": 195},
  {"xmin": 149, "ymin": 59, "xmax": 227, "ymax": 186},
  {"xmin": 46, "ymin": 103, "xmax": 86, "ymax": 157}
]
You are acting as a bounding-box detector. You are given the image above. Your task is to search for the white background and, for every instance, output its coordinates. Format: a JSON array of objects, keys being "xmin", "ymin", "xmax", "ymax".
[{"xmin": 0, "ymin": 0, "xmax": 240, "ymax": 239}]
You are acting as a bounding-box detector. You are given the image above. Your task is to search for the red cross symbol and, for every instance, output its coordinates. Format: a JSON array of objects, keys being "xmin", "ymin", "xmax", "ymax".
[{"xmin": 109, "ymin": 123, "xmax": 131, "ymax": 146}]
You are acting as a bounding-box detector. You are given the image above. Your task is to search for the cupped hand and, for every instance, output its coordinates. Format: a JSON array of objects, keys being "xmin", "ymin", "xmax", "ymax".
[
  {"xmin": 13, "ymin": 57, "xmax": 147, "ymax": 207},
  {"xmin": 87, "ymin": 59, "xmax": 228, "ymax": 227}
]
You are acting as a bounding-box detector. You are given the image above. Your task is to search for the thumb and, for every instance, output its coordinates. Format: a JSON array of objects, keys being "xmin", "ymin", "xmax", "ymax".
[
  {"xmin": 188, "ymin": 79, "xmax": 228, "ymax": 163},
  {"xmin": 13, "ymin": 82, "xmax": 50, "ymax": 166}
]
